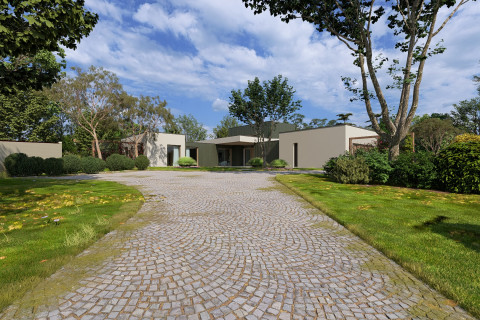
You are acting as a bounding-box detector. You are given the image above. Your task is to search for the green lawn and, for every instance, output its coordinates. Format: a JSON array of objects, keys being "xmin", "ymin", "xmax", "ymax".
[
  {"xmin": 0, "ymin": 178, "xmax": 143, "ymax": 312},
  {"xmin": 277, "ymin": 174, "xmax": 480, "ymax": 318}
]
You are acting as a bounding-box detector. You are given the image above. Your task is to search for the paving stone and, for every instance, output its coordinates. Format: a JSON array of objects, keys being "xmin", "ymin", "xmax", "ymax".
[{"xmin": 2, "ymin": 171, "xmax": 476, "ymax": 320}]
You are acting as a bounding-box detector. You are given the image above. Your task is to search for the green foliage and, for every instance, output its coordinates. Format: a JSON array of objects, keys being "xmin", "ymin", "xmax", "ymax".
[
  {"xmin": 4, "ymin": 153, "xmax": 28, "ymax": 176},
  {"xmin": 177, "ymin": 157, "xmax": 197, "ymax": 167},
  {"xmin": 389, "ymin": 152, "xmax": 438, "ymax": 189},
  {"xmin": 451, "ymin": 98, "xmax": 480, "ymax": 135},
  {"xmin": 212, "ymin": 115, "xmax": 239, "ymax": 138},
  {"xmin": 43, "ymin": 158, "xmax": 63, "ymax": 176},
  {"xmin": 436, "ymin": 141, "xmax": 480, "ymax": 194},
  {"xmin": 134, "ymin": 155, "xmax": 150, "ymax": 170},
  {"xmin": 323, "ymin": 155, "xmax": 340, "ymax": 176},
  {"xmin": 356, "ymin": 150, "xmax": 392, "ymax": 184},
  {"xmin": 331, "ymin": 156, "xmax": 370, "ymax": 184},
  {"xmin": 106, "ymin": 154, "xmax": 134, "ymax": 171},
  {"xmin": 247, "ymin": 157, "xmax": 263, "ymax": 167},
  {"xmin": 0, "ymin": 90, "xmax": 62, "ymax": 142},
  {"xmin": 269, "ymin": 159, "xmax": 288, "ymax": 168},
  {"xmin": 28, "ymin": 156, "xmax": 44, "ymax": 176},
  {"xmin": 0, "ymin": 0, "xmax": 98, "ymax": 94},
  {"xmin": 453, "ymin": 133, "xmax": 480, "ymax": 143},
  {"xmin": 412, "ymin": 117, "xmax": 461, "ymax": 154},
  {"xmin": 81, "ymin": 156, "xmax": 106, "ymax": 174},
  {"xmin": 174, "ymin": 114, "xmax": 207, "ymax": 142},
  {"xmin": 63, "ymin": 155, "xmax": 82, "ymax": 174}
]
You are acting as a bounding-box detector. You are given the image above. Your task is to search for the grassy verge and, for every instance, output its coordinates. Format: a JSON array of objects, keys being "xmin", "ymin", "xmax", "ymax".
[
  {"xmin": 0, "ymin": 178, "xmax": 143, "ymax": 312},
  {"xmin": 276, "ymin": 174, "xmax": 480, "ymax": 317}
]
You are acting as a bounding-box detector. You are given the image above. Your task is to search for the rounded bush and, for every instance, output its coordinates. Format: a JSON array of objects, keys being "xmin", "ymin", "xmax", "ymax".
[
  {"xmin": 24, "ymin": 156, "xmax": 44, "ymax": 176},
  {"xmin": 135, "ymin": 155, "xmax": 150, "ymax": 170},
  {"xmin": 81, "ymin": 156, "xmax": 106, "ymax": 174},
  {"xmin": 178, "ymin": 156, "xmax": 197, "ymax": 167},
  {"xmin": 63, "ymin": 155, "xmax": 82, "ymax": 174},
  {"xmin": 270, "ymin": 159, "xmax": 288, "ymax": 168},
  {"xmin": 4, "ymin": 153, "xmax": 28, "ymax": 176},
  {"xmin": 106, "ymin": 154, "xmax": 134, "ymax": 171},
  {"xmin": 331, "ymin": 156, "xmax": 370, "ymax": 184},
  {"xmin": 389, "ymin": 151, "xmax": 438, "ymax": 189},
  {"xmin": 44, "ymin": 158, "xmax": 64, "ymax": 176},
  {"xmin": 453, "ymin": 133, "xmax": 480, "ymax": 143},
  {"xmin": 436, "ymin": 141, "xmax": 480, "ymax": 194},
  {"xmin": 247, "ymin": 157, "xmax": 263, "ymax": 167},
  {"xmin": 356, "ymin": 150, "xmax": 392, "ymax": 184}
]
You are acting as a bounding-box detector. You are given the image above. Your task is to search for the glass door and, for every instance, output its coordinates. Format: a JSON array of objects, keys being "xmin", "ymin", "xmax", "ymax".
[{"xmin": 167, "ymin": 145, "xmax": 180, "ymax": 166}]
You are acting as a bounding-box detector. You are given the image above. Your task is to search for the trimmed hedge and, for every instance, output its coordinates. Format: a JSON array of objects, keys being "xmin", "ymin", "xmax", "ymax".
[
  {"xmin": 106, "ymin": 154, "xmax": 134, "ymax": 171},
  {"xmin": 247, "ymin": 157, "xmax": 263, "ymax": 167},
  {"xmin": 178, "ymin": 157, "xmax": 197, "ymax": 167},
  {"xmin": 4, "ymin": 153, "xmax": 28, "ymax": 176},
  {"xmin": 436, "ymin": 141, "xmax": 480, "ymax": 194},
  {"xmin": 270, "ymin": 159, "xmax": 288, "ymax": 168},
  {"xmin": 81, "ymin": 156, "xmax": 106, "ymax": 174},
  {"xmin": 63, "ymin": 155, "xmax": 82, "ymax": 174},
  {"xmin": 135, "ymin": 155, "xmax": 150, "ymax": 170},
  {"xmin": 44, "ymin": 158, "xmax": 63, "ymax": 176}
]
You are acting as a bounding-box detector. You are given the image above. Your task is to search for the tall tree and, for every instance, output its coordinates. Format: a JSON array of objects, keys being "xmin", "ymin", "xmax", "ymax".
[
  {"xmin": 243, "ymin": 0, "xmax": 472, "ymax": 160},
  {"xmin": 451, "ymin": 98, "xmax": 480, "ymax": 135},
  {"xmin": 412, "ymin": 117, "xmax": 462, "ymax": 154},
  {"xmin": 0, "ymin": 90, "xmax": 62, "ymax": 142},
  {"xmin": 175, "ymin": 114, "xmax": 207, "ymax": 142},
  {"xmin": 212, "ymin": 115, "xmax": 240, "ymax": 138},
  {"xmin": 229, "ymin": 75, "xmax": 301, "ymax": 166},
  {"xmin": 0, "ymin": 0, "xmax": 98, "ymax": 94},
  {"xmin": 122, "ymin": 94, "xmax": 173, "ymax": 157},
  {"xmin": 49, "ymin": 66, "xmax": 123, "ymax": 159}
]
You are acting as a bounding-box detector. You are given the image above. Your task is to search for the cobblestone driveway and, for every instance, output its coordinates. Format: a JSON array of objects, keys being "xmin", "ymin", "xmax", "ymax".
[{"xmin": 3, "ymin": 171, "xmax": 475, "ymax": 320}]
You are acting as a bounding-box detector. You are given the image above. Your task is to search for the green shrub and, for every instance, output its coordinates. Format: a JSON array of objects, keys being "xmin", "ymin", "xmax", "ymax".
[
  {"xmin": 106, "ymin": 154, "xmax": 134, "ymax": 171},
  {"xmin": 81, "ymin": 156, "xmax": 106, "ymax": 174},
  {"xmin": 43, "ymin": 158, "xmax": 63, "ymax": 176},
  {"xmin": 26, "ymin": 156, "xmax": 44, "ymax": 176},
  {"xmin": 389, "ymin": 151, "xmax": 438, "ymax": 189},
  {"xmin": 323, "ymin": 156, "xmax": 339, "ymax": 175},
  {"xmin": 135, "ymin": 155, "xmax": 150, "ymax": 170},
  {"xmin": 270, "ymin": 159, "xmax": 288, "ymax": 168},
  {"xmin": 436, "ymin": 141, "xmax": 480, "ymax": 194},
  {"xmin": 63, "ymin": 155, "xmax": 82, "ymax": 174},
  {"xmin": 356, "ymin": 149, "xmax": 392, "ymax": 184},
  {"xmin": 331, "ymin": 156, "xmax": 370, "ymax": 184},
  {"xmin": 4, "ymin": 153, "xmax": 28, "ymax": 176},
  {"xmin": 178, "ymin": 156, "xmax": 197, "ymax": 167},
  {"xmin": 247, "ymin": 157, "xmax": 263, "ymax": 167}
]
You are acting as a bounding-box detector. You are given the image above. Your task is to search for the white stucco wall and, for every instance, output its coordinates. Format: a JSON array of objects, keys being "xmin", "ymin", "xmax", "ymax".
[
  {"xmin": 279, "ymin": 125, "xmax": 377, "ymax": 168},
  {"xmin": 144, "ymin": 133, "xmax": 186, "ymax": 167},
  {"xmin": 0, "ymin": 141, "xmax": 62, "ymax": 171}
]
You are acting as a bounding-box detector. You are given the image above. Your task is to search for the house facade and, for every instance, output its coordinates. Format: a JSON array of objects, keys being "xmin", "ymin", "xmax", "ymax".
[{"xmin": 140, "ymin": 133, "xmax": 186, "ymax": 167}]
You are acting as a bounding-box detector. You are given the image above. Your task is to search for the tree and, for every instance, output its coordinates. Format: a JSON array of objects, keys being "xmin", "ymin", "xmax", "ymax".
[
  {"xmin": 412, "ymin": 117, "xmax": 462, "ymax": 154},
  {"xmin": 0, "ymin": 90, "xmax": 62, "ymax": 142},
  {"xmin": 242, "ymin": 0, "xmax": 472, "ymax": 160},
  {"xmin": 451, "ymin": 99, "xmax": 480, "ymax": 135},
  {"xmin": 336, "ymin": 113, "xmax": 353, "ymax": 124},
  {"xmin": 174, "ymin": 114, "xmax": 207, "ymax": 142},
  {"xmin": 0, "ymin": 0, "xmax": 98, "ymax": 93},
  {"xmin": 49, "ymin": 66, "xmax": 123, "ymax": 159},
  {"xmin": 290, "ymin": 113, "xmax": 307, "ymax": 130},
  {"xmin": 229, "ymin": 75, "xmax": 301, "ymax": 166},
  {"xmin": 212, "ymin": 115, "xmax": 239, "ymax": 138},
  {"xmin": 122, "ymin": 94, "xmax": 173, "ymax": 157}
]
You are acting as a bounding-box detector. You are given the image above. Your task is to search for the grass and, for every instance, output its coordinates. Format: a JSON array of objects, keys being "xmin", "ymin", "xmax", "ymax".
[
  {"xmin": 148, "ymin": 166, "xmax": 322, "ymax": 172},
  {"xmin": 276, "ymin": 174, "xmax": 480, "ymax": 318},
  {"xmin": 0, "ymin": 178, "xmax": 144, "ymax": 312}
]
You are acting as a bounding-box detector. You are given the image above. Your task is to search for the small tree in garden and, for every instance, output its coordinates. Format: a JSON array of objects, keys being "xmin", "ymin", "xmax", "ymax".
[
  {"xmin": 174, "ymin": 114, "xmax": 207, "ymax": 142},
  {"xmin": 412, "ymin": 117, "xmax": 462, "ymax": 154},
  {"xmin": 336, "ymin": 113, "xmax": 353, "ymax": 124},
  {"xmin": 229, "ymin": 75, "xmax": 301, "ymax": 166},
  {"xmin": 49, "ymin": 66, "xmax": 123, "ymax": 159}
]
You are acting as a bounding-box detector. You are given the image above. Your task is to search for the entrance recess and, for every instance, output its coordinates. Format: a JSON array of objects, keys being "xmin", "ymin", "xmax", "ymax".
[{"xmin": 167, "ymin": 145, "xmax": 180, "ymax": 166}]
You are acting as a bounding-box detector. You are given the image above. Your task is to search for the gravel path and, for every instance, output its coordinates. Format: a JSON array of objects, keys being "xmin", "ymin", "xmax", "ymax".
[{"xmin": 2, "ymin": 171, "xmax": 475, "ymax": 320}]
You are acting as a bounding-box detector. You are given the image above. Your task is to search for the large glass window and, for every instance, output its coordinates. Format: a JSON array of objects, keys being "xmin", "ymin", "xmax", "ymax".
[
  {"xmin": 218, "ymin": 149, "xmax": 231, "ymax": 166},
  {"xmin": 167, "ymin": 145, "xmax": 180, "ymax": 166}
]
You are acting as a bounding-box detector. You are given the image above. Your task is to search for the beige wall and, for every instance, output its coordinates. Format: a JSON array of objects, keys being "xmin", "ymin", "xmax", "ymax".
[
  {"xmin": 144, "ymin": 133, "xmax": 186, "ymax": 167},
  {"xmin": 279, "ymin": 125, "xmax": 377, "ymax": 168},
  {"xmin": 0, "ymin": 141, "xmax": 63, "ymax": 171}
]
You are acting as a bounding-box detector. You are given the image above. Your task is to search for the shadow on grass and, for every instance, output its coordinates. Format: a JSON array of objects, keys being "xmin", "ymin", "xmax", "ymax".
[{"xmin": 416, "ymin": 215, "xmax": 480, "ymax": 253}]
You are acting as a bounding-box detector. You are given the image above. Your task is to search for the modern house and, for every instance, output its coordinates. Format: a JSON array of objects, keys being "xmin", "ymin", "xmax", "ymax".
[
  {"xmin": 130, "ymin": 123, "xmax": 378, "ymax": 168},
  {"xmin": 279, "ymin": 125, "xmax": 378, "ymax": 168}
]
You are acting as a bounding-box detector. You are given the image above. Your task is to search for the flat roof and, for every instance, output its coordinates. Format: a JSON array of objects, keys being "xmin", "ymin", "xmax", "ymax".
[
  {"xmin": 197, "ymin": 135, "xmax": 279, "ymax": 146},
  {"xmin": 279, "ymin": 124, "xmax": 376, "ymax": 135}
]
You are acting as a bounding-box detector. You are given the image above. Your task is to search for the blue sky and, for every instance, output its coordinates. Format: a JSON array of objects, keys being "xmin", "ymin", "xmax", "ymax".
[{"xmin": 64, "ymin": 0, "xmax": 480, "ymax": 133}]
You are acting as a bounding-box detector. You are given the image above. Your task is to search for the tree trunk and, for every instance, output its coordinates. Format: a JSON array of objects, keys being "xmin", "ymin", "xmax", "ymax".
[
  {"xmin": 93, "ymin": 131, "xmax": 103, "ymax": 160},
  {"xmin": 388, "ymin": 143, "xmax": 400, "ymax": 161}
]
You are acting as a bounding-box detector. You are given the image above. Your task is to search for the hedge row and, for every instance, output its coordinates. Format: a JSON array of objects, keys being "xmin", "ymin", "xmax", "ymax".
[
  {"xmin": 4, "ymin": 153, "xmax": 150, "ymax": 177},
  {"xmin": 325, "ymin": 140, "xmax": 480, "ymax": 194}
]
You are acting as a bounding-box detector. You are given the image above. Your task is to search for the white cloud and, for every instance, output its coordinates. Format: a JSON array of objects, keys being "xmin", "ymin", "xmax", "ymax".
[
  {"xmin": 212, "ymin": 98, "xmax": 229, "ymax": 112},
  {"xmin": 85, "ymin": 0, "xmax": 125, "ymax": 22}
]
